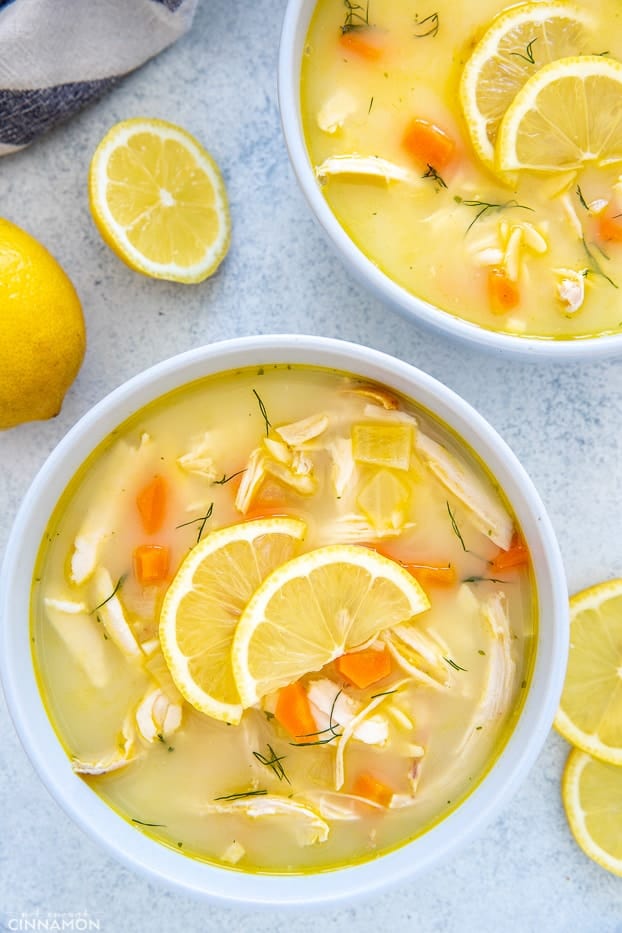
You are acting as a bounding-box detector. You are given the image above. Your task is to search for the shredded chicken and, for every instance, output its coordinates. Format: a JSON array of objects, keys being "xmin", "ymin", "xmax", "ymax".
[
  {"xmin": 275, "ymin": 413, "xmax": 329, "ymax": 446},
  {"xmin": 44, "ymin": 596, "xmax": 110, "ymax": 688},
  {"xmin": 334, "ymin": 683, "xmax": 409, "ymax": 790},
  {"xmin": 135, "ymin": 685, "xmax": 183, "ymax": 743},
  {"xmin": 201, "ymin": 795, "xmax": 330, "ymax": 846},
  {"xmin": 554, "ymin": 267, "xmax": 587, "ymax": 314},
  {"xmin": 306, "ymin": 678, "xmax": 389, "ymax": 747},
  {"xmin": 415, "ymin": 431, "xmax": 513, "ymax": 550},
  {"xmin": 342, "ymin": 384, "xmax": 401, "ymax": 410},
  {"xmin": 383, "ymin": 624, "xmax": 450, "ymax": 689},
  {"xmin": 70, "ymin": 434, "xmax": 153, "ymax": 583},
  {"xmin": 90, "ymin": 567, "xmax": 142, "ymax": 662},
  {"xmin": 317, "ymin": 89, "xmax": 358, "ymax": 134},
  {"xmin": 72, "ymin": 715, "xmax": 138, "ymax": 775},
  {"xmin": 316, "ymin": 154, "xmax": 418, "ymax": 185},
  {"xmin": 176, "ymin": 431, "xmax": 219, "ymax": 480}
]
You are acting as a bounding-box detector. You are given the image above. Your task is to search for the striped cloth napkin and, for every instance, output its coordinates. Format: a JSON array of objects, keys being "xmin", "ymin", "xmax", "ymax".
[{"xmin": 0, "ymin": 0, "xmax": 198, "ymax": 156}]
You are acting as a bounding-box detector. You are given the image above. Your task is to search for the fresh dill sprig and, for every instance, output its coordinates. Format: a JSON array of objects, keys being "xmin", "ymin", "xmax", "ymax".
[
  {"xmin": 423, "ymin": 163, "xmax": 447, "ymax": 189},
  {"xmin": 582, "ymin": 237, "xmax": 618, "ymax": 289},
  {"xmin": 413, "ymin": 11, "xmax": 439, "ymax": 38},
  {"xmin": 446, "ymin": 501, "xmax": 467, "ymax": 552},
  {"xmin": 253, "ymin": 388, "xmax": 271, "ymax": 436},
  {"xmin": 510, "ymin": 37, "xmax": 537, "ymax": 64},
  {"xmin": 291, "ymin": 689, "xmax": 343, "ymax": 746},
  {"xmin": 454, "ymin": 196, "xmax": 534, "ymax": 234},
  {"xmin": 95, "ymin": 613, "xmax": 109, "ymax": 639},
  {"xmin": 444, "ymin": 656, "xmax": 468, "ymax": 672},
  {"xmin": 341, "ymin": 0, "xmax": 370, "ymax": 33},
  {"xmin": 576, "ymin": 185, "xmax": 589, "ymax": 211},
  {"xmin": 370, "ymin": 688, "xmax": 398, "ymax": 699},
  {"xmin": 132, "ymin": 818, "xmax": 166, "ymax": 827},
  {"xmin": 212, "ymin": 469, "xmax": 247, "ymax": 486},
  {"xmin": 156, "ymin": 732, "xmax": 174, "ymax": 752},
  {"xmin": 463, "ymin": 575, "xmax": 510, "ymax": 584},
  {"xmin": 176, "ymin": 503, "xmax": 214, "ymax": 542},
  {"xmin": 89, "ymin": 574, "xmax": 127, "ymax": 615},
  {"xmin": 290, "ymin": 734, "xmax": 342, "ymax": 747},
  {"xmin": 253, "ymin": 744, "xmax": 291, "ymax": 784},
  {"xmin": 213, "ymin": 789, "xmax": 268, "ymax": 801},
  {"xmin": 368, "ymin": 96, "xmax": 374, "ymax": 114}
]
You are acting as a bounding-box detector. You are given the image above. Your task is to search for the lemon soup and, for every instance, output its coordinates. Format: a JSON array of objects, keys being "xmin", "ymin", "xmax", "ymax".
[
  {"xmin": 300, "ymin": 0, "xmax": 622, "ymax": 339},
  {"xmin": 33, "ymin": 365, "xmax": 535, "ymax": 873}
]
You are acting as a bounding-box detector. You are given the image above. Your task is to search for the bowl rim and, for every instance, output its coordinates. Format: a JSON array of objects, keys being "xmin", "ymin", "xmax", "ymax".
[
  {"xmin": 0, "ymin": 334, "xmax": 568, "ymax": 907},
  {"xmin": 277, "ymin": 0, "xmax": 622, "ymax": 360}
]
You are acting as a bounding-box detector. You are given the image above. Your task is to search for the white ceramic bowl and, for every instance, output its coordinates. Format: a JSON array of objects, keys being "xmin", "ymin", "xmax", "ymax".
[
  {"xmin": 0, "ymin": 335, "xmax": 567, "ymax": 907},
  {"xmin": 278, "ymin": 0, "xmax": 622, "ymax": 360}
]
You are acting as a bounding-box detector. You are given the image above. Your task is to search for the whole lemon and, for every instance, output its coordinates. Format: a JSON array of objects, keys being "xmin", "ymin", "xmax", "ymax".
[{"xmin": 0, "ymin": 218, "xmax": 86, "ymax": 429}]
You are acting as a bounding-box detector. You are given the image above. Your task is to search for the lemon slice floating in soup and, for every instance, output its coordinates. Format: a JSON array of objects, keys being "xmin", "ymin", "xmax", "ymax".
[
  {"xmin": 231, "ymin": 544, "xmax": 430, "ymax": 708},
  {"xmin": 496, "ymin": 56, "xmax": 622, "ymax": 173},
  {"xmin": 459, "ymin": 1, "xmax": 591, "ymax": 171},
  {"xmin": 159, "ymin": 517, "xmax": 306, "ymax": 723}
]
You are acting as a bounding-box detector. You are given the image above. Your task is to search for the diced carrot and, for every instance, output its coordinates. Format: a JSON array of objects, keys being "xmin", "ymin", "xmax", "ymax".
[
  {"xmin": 339, "ymin": 28, "xmax": 383, "ymax": 60},
  {"xmin": 133, "ymin": 544, "xmax": 170, "ymax": 585},
  {"xmin": 401, "ymin": 562, "xmax": 457, "ymax": 588},
  {"xmin": 136, "ymin": 475, "xmax": 167, "ymax": 534},
  {"xmin": 490, "ymin": 533, "xmax": 529, "ymax": 572},
  {"xmin": 336, "ymin": 645, "xmax": 392, "ymax": 688},
  {"xmin": 597, "ymin": 212, "xmax": 622, "ymax": 243},
  {"xmin": 402, "ymin": 118, "xmax": 456, "ymax": 170},
  {"xmin": 487, "ymin": 266, "xmax": 520, "ymax": 315},
  {"xmin": 275, "ymin": 681, "xmax": 317, "ymax": 743},
  {"xmin": 352, "ymin": 771, "xmax": 394, "ymax": 807}
]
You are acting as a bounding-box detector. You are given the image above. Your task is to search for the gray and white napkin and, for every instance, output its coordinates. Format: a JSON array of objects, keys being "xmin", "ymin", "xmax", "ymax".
[{"xmin": 0, "ymin": 0, "xmax": 198, "ymax": 156}]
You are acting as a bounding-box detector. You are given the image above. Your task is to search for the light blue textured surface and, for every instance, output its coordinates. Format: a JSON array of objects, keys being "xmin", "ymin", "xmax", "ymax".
[{"xmin": 1, "ymin": 1, "xmax": 622, "ymax": 930}]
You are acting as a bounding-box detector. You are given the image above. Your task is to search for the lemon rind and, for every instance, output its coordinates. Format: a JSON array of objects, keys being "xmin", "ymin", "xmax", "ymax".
[
  {"xmin": 562, "ymin": 747, "xmax": 622, "ymax": 878},
  {"xmin": 553, "ymin": 577, "xmax": 622, "ymax": 765}
]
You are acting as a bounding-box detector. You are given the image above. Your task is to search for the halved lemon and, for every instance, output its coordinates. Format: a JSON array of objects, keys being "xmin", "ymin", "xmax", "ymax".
[
  {"xmin": 554, "ymin": 578, "xmax": 622, "ymax": 764},
  {"xmin": 89, "ymin": 117, "xmax": 231, "ymax": 283},
  {"xmin": 232, "ymin": 544, "xmax": 430, "ymax": 707},
  {"xmin": 497, "ymin": 56, "xmax": 622, "ymax": 173},
  {"xmin": 459, "ymin": 2, "xmax": 591, "ymax": 170},
  {"xmin": 562, "ymin": 747, "xmax": 622, "ymax": 878},
  {"xmin": 159, "ymin": 517, "xmax": 306, "ymax": 723}
]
